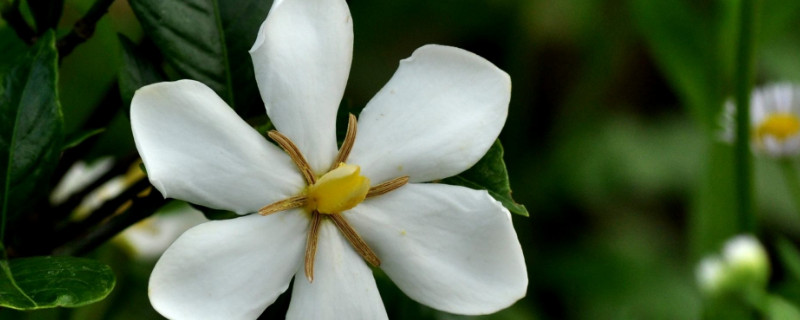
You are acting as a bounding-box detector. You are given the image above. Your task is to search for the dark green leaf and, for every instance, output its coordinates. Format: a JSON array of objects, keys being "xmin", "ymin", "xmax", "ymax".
[
  {"xmin": 117, "ymin": 35, "xmax": 165, "ymax": 115},
  {"xmin": 776, "ymin": 237, "xmax": 800, "ymax": 282},
  {"xmin": 25, "ymin": 0, "xmax": 63, "ymax": 33},
  {"xmin": 129, "ymin": 0, "xmax": 273, "ymax": 116},
  {"xmin": 190, "ymin": 203, "xmax": 238, "ymax": 220},
  {"xmin": 0, "ymin": 27, "xmax": 28, "ymax": 80},
  {"xmin": 442, "ymin": 140, "xmax": 528, "ymax": 216},
  {"xmin": 0, "ymin": 248, "xmax": 115, "ymax": 309},
  {"xmin": 0, "ymin": 31, "xmax": 63, "ymax": 236},
  {"xmin": 61, "ymin": 128, "xmax": 105, "ymax": 151}
]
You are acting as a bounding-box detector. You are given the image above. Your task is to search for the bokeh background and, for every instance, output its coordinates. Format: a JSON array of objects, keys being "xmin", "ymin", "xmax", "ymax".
[{"xmin": 4, "ymin": 0, "xmax": 800, "ymax": 318}]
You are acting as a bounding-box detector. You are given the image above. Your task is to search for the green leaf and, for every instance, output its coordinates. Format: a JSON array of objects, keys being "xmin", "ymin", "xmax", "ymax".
[
  {"xmin": 442, "ymin": 140, "xmax": 528, "ymax": 216},
  {"xmin": 61, "ymin": 128, "xmax": 105, "ymax": 151},
  {"xmin": 0, "ymin": 27, "xmax": 29, "ymax": 80},
  {"xmin": 129, "ymin": 0, "xmax": 273, "ymax": 116},
  {"xmin": 776, "ymin": 237, "xmax": 800, "ymax": 282},
  {"xmin": 0, "ymin": 31, "xmax": 63, "ymax": 238},
  {"xmin": 25, "ymin": 0, "xmax": 64, "ymax": 33},
  {"xmin": 0, "ymin": 248, "xmax": 115, "ymax": 310},
  {"xmin": 117, "ymin": 35, "xmax": 165, "ymax": 115},
  {"xmin": 765, "ymin": 294, "xmax": 800, "ymax": 320}
]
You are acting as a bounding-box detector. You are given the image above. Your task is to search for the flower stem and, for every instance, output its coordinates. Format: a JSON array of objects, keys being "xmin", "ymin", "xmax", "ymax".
[
  {"xmin": 779, "ymin": 160, "xmax": 800, "ymax": 215},
  {"xmin": 734, "ymin": 0, "xmax": 758, "ymax": 233}
]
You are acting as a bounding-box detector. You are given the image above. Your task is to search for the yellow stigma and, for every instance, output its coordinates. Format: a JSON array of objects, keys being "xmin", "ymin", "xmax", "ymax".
[
  {"xmin": 306, "ymin": 163, "xmax": 370, "ymax": 214},
  {"xmin": 756, "ymin": 113, "xmax": 800, "ymax": 141}
]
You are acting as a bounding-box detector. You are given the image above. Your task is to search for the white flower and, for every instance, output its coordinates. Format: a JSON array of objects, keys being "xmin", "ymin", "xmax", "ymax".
[
  {"xmin": 695, "ymin": 235, "xmax": 769, "ymax": 296},
  {"xmin": 113, "ymin": 202, "xmax": 207, "ymax": 260},
  {"xmin": 130, "ymin": 0, "xmax": 527, "ymax": 319},
  {"xmin": 696, "ymin": 256, "xmax": 726, "ymax": 295},
  {"xmin": 721, "ymin": 83, "xmax": 800, "ymax": 157}
]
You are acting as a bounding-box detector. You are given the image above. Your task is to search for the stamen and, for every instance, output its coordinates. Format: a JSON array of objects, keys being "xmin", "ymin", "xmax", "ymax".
[
  {"xmin": 258, "ymin": 195, "xmax": 307, "ymax": 216},
  {"xmin": 366, "ymin": 176, "xmax": 410, "ymax": 198},
  {"xmin": 305, "ymin": 211, "xmax": 322, "ymax": 282},
  {"xmin": 329, "ymin": 213, "xmax": 381, "ymax": 267},
  {"xmin": 268, "ymin": 131, "xmax": 316, "ymax": 185},
  {"xmin": 331, "ymin": 114, "xmax": 358, "ymax": 170}
]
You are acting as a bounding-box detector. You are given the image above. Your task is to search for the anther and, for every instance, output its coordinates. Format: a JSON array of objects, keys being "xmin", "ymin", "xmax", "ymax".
[
  {"xmin": 305, "ymin": 211, "xmax": 322, "ymax": 282},
  {"xmin": 259, "ymin": 195, "xmax": 307, "ymax": 216},
  {"xmin": 331, "ymin": 114, "xmax": 358, "ymax": 170},
  {"xmin": 366, "ymin": 176, "xmax": 409, "ymax": 198},
  {"xmin": 268, "ymin": 131, "xmax": 316, "ymax": 185},
  {"xmin": 329, "ymin": 213, "xmax": 381, "ymax": 267}
]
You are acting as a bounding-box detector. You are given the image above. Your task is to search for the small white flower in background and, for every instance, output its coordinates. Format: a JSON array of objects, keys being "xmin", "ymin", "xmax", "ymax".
[
  {"xmin": 696, "ymin": 235, "xmax": 769, "ymax": 297},
  {"xmin": 696, "ymin": 257, "xmax": 726, "ymax": 295},
  {"xmin": 721, "ymin": 83, "xmax": 800, "ymax": 157},
  {"xmin": 51, "ymin": 157, "xmax": 144, "ymax": 220},
  {"xmin": 130, "ymin": 0, "xmax": 527, "ymax": 319},
  {"xmin": 51, "ymin": 157, "xmax": 114, "ymax": 205},
  {"xmin": 113, "ymin": 202, "xmax": 207, "ymax": 260}
]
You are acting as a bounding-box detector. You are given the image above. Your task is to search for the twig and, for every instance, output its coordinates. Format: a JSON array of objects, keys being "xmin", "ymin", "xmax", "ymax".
[
  {"xmin": 0, "ymin": 0, "xmax": 35, "ymax": 44},
  {"xmin": 57, "ymin": 0, "xmax": 117, "ymax": 58}
]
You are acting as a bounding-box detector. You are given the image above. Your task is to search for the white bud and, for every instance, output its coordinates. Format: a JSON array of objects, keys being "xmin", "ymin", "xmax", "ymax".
[{"xmin": 696, "ymin": 256, "xmax": 726, "ymax": 295}]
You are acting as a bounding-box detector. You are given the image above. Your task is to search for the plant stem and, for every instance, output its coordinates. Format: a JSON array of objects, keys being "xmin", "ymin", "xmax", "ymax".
[
  {"xmin": 734, "ymin": 0, "xmax": 757, "ymax": 233},
  {"xmin": 779, "ymin": 160, "xmax": 800, "ymax": 215},
  {"xmin": 56, "ymin": 0, "xmax": 117, "ymax": 59}
]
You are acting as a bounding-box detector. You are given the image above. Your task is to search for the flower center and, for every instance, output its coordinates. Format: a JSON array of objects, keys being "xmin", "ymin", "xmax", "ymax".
[
  {"xmin": 756, "ymin": 113, "xmax": 800, "ymax": 141},
  {"xmin": 259, "ymin": 114, "xmax": 409, "ymax": 283},
  {"xmin": 306, "ymin": 163, "xmax": 370, "ymax": 214}
]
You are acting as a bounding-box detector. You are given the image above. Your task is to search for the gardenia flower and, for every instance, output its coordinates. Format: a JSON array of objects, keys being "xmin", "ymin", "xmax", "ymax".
[
  {"xmin": 721, "ymin": 83, "xmax": 800, "ymax": 157},
  {"xmin": 131, "ymin": 0, "xmax": 527, "ymax": 319}
]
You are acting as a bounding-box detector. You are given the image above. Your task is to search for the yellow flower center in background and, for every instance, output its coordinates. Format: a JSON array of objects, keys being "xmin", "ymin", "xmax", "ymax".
[
  {"xmin": 756, "ymin": 113, "xmax": 800, "ymax": 141},
  {"xmin": 306, "ymin": 163, "xmax": 370, "ymax": 214}
]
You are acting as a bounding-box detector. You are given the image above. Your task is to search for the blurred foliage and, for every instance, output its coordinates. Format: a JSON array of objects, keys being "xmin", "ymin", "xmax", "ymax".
[{"xmin": 4, "ymin": 0, "xmax": 800, "ymax": 318}]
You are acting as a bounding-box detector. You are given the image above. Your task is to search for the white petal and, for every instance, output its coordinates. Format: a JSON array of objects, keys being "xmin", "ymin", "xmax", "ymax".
[
  {"xmin": 287, "ymin": 221, "xmax": 388, "ymax": 320},
  {"xmin": 249, "ymin": 0, "xmax": 353, "ymax": 174},
  {"xmin": 346, "ymin": 183, "xmax": 527, "ymax": 315},
  {"xmin": 149, "ymin": 211, "xmax": 308, "ymax": 320},
  {"xmin": 131, "ymin": 80, "xmax": 304, "ymax": 214},
  {"xmin": 349, "ymin": 45, "xmax": 510, "ymax": 183}
]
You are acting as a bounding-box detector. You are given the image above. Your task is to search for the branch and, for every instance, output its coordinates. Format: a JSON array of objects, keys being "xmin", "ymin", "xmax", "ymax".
[
  {"xmin": 0, "ymin": 0, "xmax": 35, "ymax": 44},
  {"xmin": 56, "ymin": 0, "xmax": 117, "ymax": 58}
]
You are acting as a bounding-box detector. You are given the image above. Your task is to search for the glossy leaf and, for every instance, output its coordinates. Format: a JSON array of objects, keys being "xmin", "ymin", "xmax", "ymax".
[
  {"xmin": 0, "ymin": 31, "xmax": 63, "ymax": 236},
  {"xmin": 129, "ymin": 0, "xmax": 273, "ymax": 116},
  {"xmin": 443, "ymin": 140, "xmax": 528, "ymax": 216},
  {"xmin": 117, "ymin": 35, "xmax": 165, "ymax": 115},
  {"xmin": 0, "ymin": 248, "xmax": 115, "ymax": 310}
]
